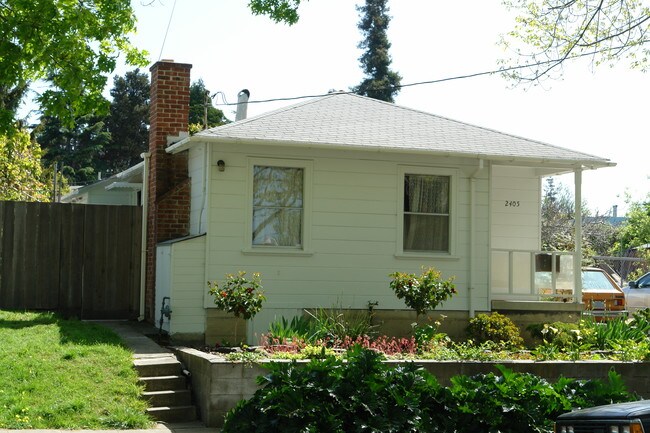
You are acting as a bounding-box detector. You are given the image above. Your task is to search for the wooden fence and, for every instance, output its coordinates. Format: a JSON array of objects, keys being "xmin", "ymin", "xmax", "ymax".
[{"xmin": 0, "ymin": 201, "xmax": 142, "ymax": 319}]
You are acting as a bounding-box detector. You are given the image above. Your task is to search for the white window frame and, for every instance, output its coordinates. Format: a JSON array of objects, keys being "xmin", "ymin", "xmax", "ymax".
[
  {"xmin": 396, "ymin": 165, "xmax": 458, "ymax": 259},
  {"xmin": 243, "ymin": 157, "xmax": 313, "ymax": 256}
]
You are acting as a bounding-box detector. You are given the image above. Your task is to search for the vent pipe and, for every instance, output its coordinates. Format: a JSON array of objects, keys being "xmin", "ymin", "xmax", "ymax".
[{"xmin": 235, "ymin": 89, "xmax": 250, "ymax": 121}]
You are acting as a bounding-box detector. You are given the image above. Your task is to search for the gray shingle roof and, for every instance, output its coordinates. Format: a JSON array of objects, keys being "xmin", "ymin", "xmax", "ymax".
[{"xmin": 179, "ymin": 93, "xmax": 612, "ymax": 168}]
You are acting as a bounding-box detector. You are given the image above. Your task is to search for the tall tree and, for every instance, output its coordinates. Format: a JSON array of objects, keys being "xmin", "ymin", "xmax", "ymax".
[
  {"xmin": 615, "ymin": 194, "xmax": 650, "ymax": 252},
  {"xmin": 247, "ymin": 0, "xmax": 306, "ymax": 24},
  {"xmin": 541, "ymin": 177, "xmax": 620, "ymax": 258},
  {"xmin": 0, "ymin": 129, "xmax": 49, "ymax": 201},
  {"xmin": 104, "ymin": 69, "xmax": 150, "ymax": 173},
  {"xmin": 0, "ymin": 0, "xmax": 148, "ymax": 136},
  {"xmin": 352, "ymin": 0, "xmax": 402, "ymax": 102},
  {"xmin": 500, "ymin": 0, "xmax": 650, "ymax": 82},
  {"xmin": 189, "ymin": 80, "xmax": 229, "ymax": 131},
  {"xmin": 36, "ymin": 114, "xmax": 111, "ymax": 185}
]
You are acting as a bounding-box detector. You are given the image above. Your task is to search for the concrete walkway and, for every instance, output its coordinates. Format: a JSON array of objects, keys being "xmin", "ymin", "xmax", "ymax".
[{"xmin": 98, "ymin": 321, "xmax": 219, "ymax": 433}]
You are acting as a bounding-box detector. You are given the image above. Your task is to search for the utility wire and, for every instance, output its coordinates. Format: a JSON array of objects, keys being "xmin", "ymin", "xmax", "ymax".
[
  {"xmin": 212, "ymin": 47, "xmax": 625, "ymax": 107},
  {"xmin": 157, "ymin": 0, "xmax": 178, "ymax": 61}
]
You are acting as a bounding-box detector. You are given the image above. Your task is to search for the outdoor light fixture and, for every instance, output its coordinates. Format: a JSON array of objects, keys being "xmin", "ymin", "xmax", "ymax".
[{"xmin": 217, "ymin": 160, "xmax": 225, "ymax": 172}]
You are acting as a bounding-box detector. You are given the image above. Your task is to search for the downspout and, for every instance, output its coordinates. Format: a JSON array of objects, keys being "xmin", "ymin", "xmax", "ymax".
[
  {"xmin": 138, "ymin": 152, "xmax": 151, "ymax": 321},
  {"xmin": 198, "ymin": 143, "xmax": 208, "ymax": 233},
  {"xmin": 573, "ymin": 167, "xmax": 583, "ymax": 305},
  {"xmin": 469, "ymin": 159, "xmax": 484, "ymax": 318}
]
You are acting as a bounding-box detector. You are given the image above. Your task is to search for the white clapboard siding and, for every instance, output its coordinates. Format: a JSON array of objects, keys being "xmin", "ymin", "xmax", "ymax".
[
  {"xmin": 194, "ymin": 143, "xmax": 492, "ymax": 337},
  {"xmin": 163, "ymin": 235, "xmax": 207, "ymax": 335},
  {"xmin": 490, "ymin": 165, "xmax": 541, "ymax": 251}
]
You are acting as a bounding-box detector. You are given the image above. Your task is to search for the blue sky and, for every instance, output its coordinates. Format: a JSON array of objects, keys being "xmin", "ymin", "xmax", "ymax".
[{"xmin": 116, "ymin": 0, "xmax": 649, "ymax": 215}]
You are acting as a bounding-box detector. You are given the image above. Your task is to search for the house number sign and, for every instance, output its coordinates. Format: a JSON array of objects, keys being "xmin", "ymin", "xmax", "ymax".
[{"xmin": 504, "ymin": 200, "xmax": 520, "ymax": 207}]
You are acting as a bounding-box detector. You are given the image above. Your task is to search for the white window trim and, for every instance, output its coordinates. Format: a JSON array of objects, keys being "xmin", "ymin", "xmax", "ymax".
[
  {"xmin": 395, "ymin": 165, "xmax": 459, "ymax": 259},
  {"xmin": 243, "ymin": 157, "xmax": 313, "ymax": 256}
]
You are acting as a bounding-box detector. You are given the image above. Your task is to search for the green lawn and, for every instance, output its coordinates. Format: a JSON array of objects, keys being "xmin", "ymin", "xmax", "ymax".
[{"xmin": 0, "ymin": 311, "xmax": 153, "ymax": 429}]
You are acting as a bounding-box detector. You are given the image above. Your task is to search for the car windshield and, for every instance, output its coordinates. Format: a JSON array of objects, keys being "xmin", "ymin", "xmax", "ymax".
[{"xmin": 582, "ymin": 270, "xmax": 620, "ymax": 293}]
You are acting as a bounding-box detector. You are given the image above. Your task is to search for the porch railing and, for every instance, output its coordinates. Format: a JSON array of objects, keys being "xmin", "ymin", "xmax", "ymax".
[{"xmin": 491, "ymin": 249, "xmax": 577, "ymax": 301}]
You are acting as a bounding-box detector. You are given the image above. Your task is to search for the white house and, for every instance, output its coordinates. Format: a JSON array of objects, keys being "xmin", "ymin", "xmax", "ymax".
[
  {"xmin": 61, "ymin": 162, "xmax": 144, "ymax": 205},
  {"xmin": 145, "ymin": 60, "xmax": 614, "ymax": 344}
]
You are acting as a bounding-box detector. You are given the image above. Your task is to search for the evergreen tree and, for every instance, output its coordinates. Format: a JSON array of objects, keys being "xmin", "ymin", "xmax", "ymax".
[
  {"xmin": 189, "ymin": 79, "xmax": 229, "ymax": 130},
  {"xmin": 352, "ymin": 0, "xmax": 402, "ymax": 103},
  {"xmin": 104, "ymin": 69, "xmax": 150, "ymax": 174},
  {"xmin": 36, "ymin": 114, "xmax": 110, "ymax": 185}
]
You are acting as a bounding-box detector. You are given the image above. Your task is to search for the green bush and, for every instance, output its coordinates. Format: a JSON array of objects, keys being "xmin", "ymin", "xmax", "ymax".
[
  {"xmin": 222, "ymin": 347, "xmax": 451, "ymax": 433},
  {"xmin": 528, "ymin": 321, "xmax": 582, "ymax": 350},
  {"xmin": 207, "ymin": 271, "xmax": 265, "ymax": 320},
  {"xmin": 267, "ymin": 314, "xmax": 316, "ymax": 342},
  {"xmin": 389, "ymin": 267, "xmax": 456, "ymax": 316},
  {"xmin": 466, "ymin": 312, "xmax": 524, "ymax": 349},
  {"xmin": 221, "ymin": 347, "xmax": 636, "ymax": 433}
]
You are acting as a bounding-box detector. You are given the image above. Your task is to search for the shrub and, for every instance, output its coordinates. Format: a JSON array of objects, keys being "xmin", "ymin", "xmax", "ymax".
[
  {"xmin": 389, "ymin": 267, "xmax": 456, "ymax": 316},
  {"xmin": 207, "ymin": 271, "xmax": 265, "ymax": 320},
  {"xmin": 528, "ymin": 321, "xmax": 582, "ymax": 350},
  {"xmin": 221, "ymin": 347, "xmax": 636, "ymax": 433},
  {"xmin": 222, "ymin": 347, "xmax": 451, "ymax": 433},
  {"xmin": 266, "ymin": 314, "xmax": 316, "ymax": 342},
  {"xmin": 466, "ymin": 312, "xmax": 524, "ymax": 349},
  {"xmin": 448, "ymin": 365, "xmax": 634, "ymax": 433},
  {"xmin": 304, "ymin": 306, "xmax": 376, "ymax": 343}
]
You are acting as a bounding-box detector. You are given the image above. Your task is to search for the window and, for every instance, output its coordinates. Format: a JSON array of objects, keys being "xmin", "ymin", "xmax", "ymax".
[
  {"xmin": 399, "ymin": 169, "xmax": 454, "ymax": 254},
  {"xmin": 252, "ymin": 165, "xmax": 304, "ymax": 248}
]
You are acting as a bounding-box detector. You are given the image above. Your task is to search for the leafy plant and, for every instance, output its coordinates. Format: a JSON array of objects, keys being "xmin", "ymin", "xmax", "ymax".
[
  {"xmin": 466, "ymin": 312, "xmax": 524, "ymax": 349},
  {"xmin": 304, "ymin": 305, "xmax": 376, "ymax": 343},
  {"xmin": 448, "ymin": 365, "xmax": 634, "ymax": 433},
  {"xmin": 221, "ymin": 347, "xmax": 636, "ymax": 433},
  {"xmin": 222, "ymin": 346, "xmax": 451, "ymax": 433},
  {"xmin": 267, "ymin": 314, "xmax": 316, "ymax": 342},
  {"xmin": 389, "ymin": 267, "xmax": 456, "ymax": 316},
  {"xmin": 528, "ymin": 321, "xmax": 582, "ymax": 350},
  {"xmin": 208, "ymin": 271, "xmax": 265, "ymax": 320}
]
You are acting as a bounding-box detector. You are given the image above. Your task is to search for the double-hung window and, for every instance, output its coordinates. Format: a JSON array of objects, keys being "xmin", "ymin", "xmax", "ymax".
[
  {"xmin": 399, "ymin": 167, "xmax": 455, "ymax": 255},
  {"xmin": 247, "ymin": 159, "xmax": 312, "ymax": 252}
]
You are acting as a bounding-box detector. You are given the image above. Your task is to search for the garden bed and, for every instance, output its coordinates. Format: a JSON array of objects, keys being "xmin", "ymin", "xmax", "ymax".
[{"xmin": 173, "ymin": 346, "xmax": 650, "ymax": 428}]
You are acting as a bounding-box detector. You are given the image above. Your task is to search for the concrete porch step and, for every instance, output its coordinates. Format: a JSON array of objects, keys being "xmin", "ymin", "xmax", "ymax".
[
  {"xmin": 146, "ymin": 405, "xmax": 197, "ymax": 423},
  {"xmin": 140, "ymin": 375, "xmax": 188, "ymax": 392},
  {"xmin": 134, "ymin": 356, "xmax": 182, "ymax": 377},
  {"xmin": 143, "ymin": 389, "xmax": 192, "ymax": 407}
]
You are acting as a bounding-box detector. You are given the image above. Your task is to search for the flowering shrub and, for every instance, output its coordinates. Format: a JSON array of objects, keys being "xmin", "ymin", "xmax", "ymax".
[
  {"xmin": 339, "ymin": 335, "xmax": 418, "ymax": 355},
  {"xmin": 207, "ymin": 271, "xmax": 265, "ymax": 320},
  {"xmin": 389, "ymin": 267, "xmax": 456, "ymax": 316}
]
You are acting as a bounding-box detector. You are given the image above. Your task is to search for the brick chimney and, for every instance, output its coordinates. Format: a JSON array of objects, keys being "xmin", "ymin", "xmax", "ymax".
[{"xmin": 145, "ymin": 60, "xmax": 192, "ymax": 322}]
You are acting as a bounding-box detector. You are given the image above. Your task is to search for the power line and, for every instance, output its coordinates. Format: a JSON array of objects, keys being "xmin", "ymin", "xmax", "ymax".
[{"xmin": 212, "ymin": 47, "xmax": 626, "ymax": 107}]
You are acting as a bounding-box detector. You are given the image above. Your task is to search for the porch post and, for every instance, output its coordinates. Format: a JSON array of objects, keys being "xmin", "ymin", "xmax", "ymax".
[{"xmin": 573, "ymin": 168, "xmax": 583, "ymax": 304}]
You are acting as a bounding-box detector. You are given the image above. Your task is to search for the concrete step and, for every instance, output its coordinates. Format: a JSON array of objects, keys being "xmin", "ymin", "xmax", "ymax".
[
  {"xmin": 139, "ymin": 375, "xmax": 188, "ymax": 392},
  {"xmin": 146, "ymin": 405, "xmax": 197, "ymax": 423},
  {"xmin": 143, "ymin": 389, "xmax": 192, "ymax": 407},
  {"xmin": 134, "ymin": 356, "xmax": 182, "ymax": 377}
]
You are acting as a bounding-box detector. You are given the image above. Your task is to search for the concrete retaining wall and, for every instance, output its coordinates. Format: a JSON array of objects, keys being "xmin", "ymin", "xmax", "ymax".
[{"xmin": 174, "ymin": 347, "xmax": 650, "ymax": 428}]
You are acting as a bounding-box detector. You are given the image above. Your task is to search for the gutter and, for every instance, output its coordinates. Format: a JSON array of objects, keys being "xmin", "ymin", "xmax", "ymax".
[{"xmin": 166, "ymin": 135, "xmax": 615, "ymax": 171}]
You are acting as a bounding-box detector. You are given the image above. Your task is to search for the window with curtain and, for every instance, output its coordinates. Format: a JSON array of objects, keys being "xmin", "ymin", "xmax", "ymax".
[
  {"xmin": 252, "ymin": 166, "xmax": 304, "ymax": 247},
  {"xmin": 403, "ymin": 174, "xmax": 450, "ymax": 252}
]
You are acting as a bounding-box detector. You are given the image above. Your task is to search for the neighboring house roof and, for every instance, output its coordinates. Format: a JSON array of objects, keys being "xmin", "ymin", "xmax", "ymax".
[
  {"xmin": 167, "ymin": 92, "xmax": 614, "ymax": 170},
  {"xmin": 61, "ymin": 162, "xmax": 144, "ymax": 203}
]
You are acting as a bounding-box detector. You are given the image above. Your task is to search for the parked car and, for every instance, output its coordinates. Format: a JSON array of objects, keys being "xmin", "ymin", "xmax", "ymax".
[
  {"xmin": 624, "ymin": 272, "xmax": 650, "ymax": 313},
  {"xmin": 581, "ymin": 267, "xmax": 627, "ymax": 320},
  {"xmin": 555, "ymin": 400, "xmax": 650, "ymax": 433},
  {"xmin": 536, "ymin": 267, "xmax": 627, "ymax": 319}
]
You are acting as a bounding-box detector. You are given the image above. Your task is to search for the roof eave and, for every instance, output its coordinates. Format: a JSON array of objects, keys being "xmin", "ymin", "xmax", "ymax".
[{"xmin": 168, "ymin": 135, "xmax": 614, "ymax": 170}]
